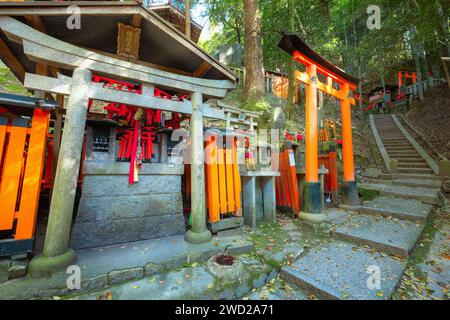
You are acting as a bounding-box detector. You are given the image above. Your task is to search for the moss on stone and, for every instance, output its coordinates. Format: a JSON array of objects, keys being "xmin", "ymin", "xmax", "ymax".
[{"xmin": 358, "ymin": 187, "xmax": 380, "ymax": 201}]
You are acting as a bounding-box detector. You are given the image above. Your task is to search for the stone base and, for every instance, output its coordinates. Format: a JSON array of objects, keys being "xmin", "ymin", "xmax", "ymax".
[
  {"xmin": 302, "ymin": 181, "xmax": 322, "ymax": 213},
  {"xmin": 185, "ymin": 229, "xmax": 212, "ymax": 244},
  {"xmin": 342, "ymin": 180, "xmax": 360, "ymax": 206},
  {"xmin": 28, "ymin": 249, "xmax": 76, "ymax": 277}
]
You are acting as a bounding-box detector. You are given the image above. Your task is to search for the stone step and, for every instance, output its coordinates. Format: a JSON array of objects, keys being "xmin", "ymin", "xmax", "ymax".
[
  {"xmin": 332, "ymin": 213, "xmax": 425, "ymax": 257},
  {"xmin": 393, "ymin": 157, "xmax": 425, "ymax": 163},
  {"xmin": 388, "ymin": 152, "xmax": 421, "ymax": 158},
  {"xmin": 397, "ymin": 162, "xmax": 429, "ymax": 168},
  {"xmin": 359, "ymin": 196, "xmax": 433, "ymax": 222},
  {"xmin": 388, "ymin": 173, "xmax": 442, "ymax": 180},
  {"xmin": 381, "ymin": 139, "xmax": 409, "ymax": 144},
  {"xmin": 281, "ymin": 241, "xmax": 407, "ymax": 300},
  {"xmin": 398, "ymin": 167, "xmax": 433, "ymax": 174},
  {"xmin": 382, "ymin": 142, "xmax": 410, "ymax": 147},
  {"xmin": 359, "ymin": 182, "xmax": 440, "ymax": 204},
  {"xmin": 391, "ymin": 178, "xmax": 442, "ymax": 189},
  {"xmin": 384, "ymin": 146, "xmax": 415, "ymax": 150}
]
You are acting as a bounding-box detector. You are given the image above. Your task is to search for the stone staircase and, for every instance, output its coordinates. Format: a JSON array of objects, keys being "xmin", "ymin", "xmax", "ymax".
[
  {"xmin": 280, "ymin": 114, "xmax": 443, "ymax": 300},
  {"xmin": 373, "ymin": 115, "xmax": 433, "ymax": 174}
]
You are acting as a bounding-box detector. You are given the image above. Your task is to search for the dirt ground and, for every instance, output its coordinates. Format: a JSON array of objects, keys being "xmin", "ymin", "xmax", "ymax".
[{"xmin": 404, "ymin": 84, "xmax": 450, "ymax": 159}]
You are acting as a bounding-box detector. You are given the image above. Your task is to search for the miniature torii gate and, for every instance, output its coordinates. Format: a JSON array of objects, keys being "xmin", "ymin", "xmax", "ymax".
[
  {"xmin": 0, "ymin": 16, "xmax": 236, "ymax": 275},
  {"xmin": 278, "ymin": 34, "xmax": 360, "ymax": 215}
]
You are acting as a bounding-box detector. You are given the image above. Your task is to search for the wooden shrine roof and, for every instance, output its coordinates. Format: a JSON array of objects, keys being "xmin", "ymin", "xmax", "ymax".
[
  {"xmin": 278, "ymin": 33, "xmax": 359, "ymax": 85},
  {"xmin": 0, "ymin": 1, "xmax": 236, "ymax": 86}
]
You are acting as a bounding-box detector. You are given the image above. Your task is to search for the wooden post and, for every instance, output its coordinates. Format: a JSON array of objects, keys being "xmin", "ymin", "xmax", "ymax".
[
  {"xmin": 185, "ymin": 92, "xmax": 212, "ymax": 244},
  {"xmin": 302, "ymin": 63, "xmax": 321, "ymax": 213},
  {"xmin": 29, "ymin": 67, "xmax": 92, "ymax": 276},
  {"xmin": 341, "ymin": 83, "xmax": 359, "ymax": 206}
]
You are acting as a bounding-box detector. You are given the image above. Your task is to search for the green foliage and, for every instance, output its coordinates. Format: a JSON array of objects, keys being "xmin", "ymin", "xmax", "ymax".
[
  {"xmin": 0, "ymin": 67, "xmax": 28, "ymax": 95},
  {"xmin": 201, "ymin": 0, "xmax": 449, "ymax": 87}
]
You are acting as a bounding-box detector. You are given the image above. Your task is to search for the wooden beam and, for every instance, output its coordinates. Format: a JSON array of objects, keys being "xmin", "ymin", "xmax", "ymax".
[
  {"xmin": 193, "ymin": 61, "xmax": 212, "ymax": 77},
  {"xmin": 23, "ymin": 73, "xmax": 224, "ymax": 120},
  {"xmin": 0, "ymin": 36, "xmax": 25, "ymax": 82},
  {"xmin": 23, "ymin": 40, "xmax": 230, "ymax": 97},
  {"xmin": 131, "ymin": 14, "xmax": 142, "ymax": 28},
  {"xmin": 84, "ymin": 46, "xmax": 192, "ymax": 77},
  {"xmin": 24, "ymin": 15, "xmax": 58, "ymax": 77}
]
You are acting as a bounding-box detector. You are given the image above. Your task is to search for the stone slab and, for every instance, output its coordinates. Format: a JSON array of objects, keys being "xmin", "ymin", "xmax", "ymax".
[
  {"xmin": 70, "ymin": 213, "xmax": 186, "ymax": 249},
  {"xmin": 81, "ymin": 174, "xmax": 181, "ymax": 197},
  {"xmin": 208, "ymin": 217, "xmax": 243, "ymax": 233},
  {"xmin": 281, "ymin": 241, "xmax": 407, "ymax": 300},
  {"xmin": 108, "ymin": 267, "xmax": 144, "ymax": 285},
  {"xmin": 391, "ymin": 178, "xmax": 442, "ymax": 189},
  {"xmin": 390, "ymin": 173, "xmax": 442, "ymax": 180},
  {"xmin": 76, "ymin": 193, "xmax": 182, "ymax": 222},
  {"xmin": 0, "ymin": 234, "xmax": 253, "ymax": 299},
  {"xmin": 332, "ymin": 213, "xmax": 425, "ymax": 257},
  {"xmin": 359, "ymin": 182, "xmax": 440, "ymax": 204},
  {"xmin": 83, "ymin": 161, "xmax": 184, "ymax": 176},
  {"xmin": 360, "ymin": 196, "xmax": 432, "ymax": 222}
]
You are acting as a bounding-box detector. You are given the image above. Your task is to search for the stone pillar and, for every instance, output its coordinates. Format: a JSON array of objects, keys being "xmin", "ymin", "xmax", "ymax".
[
  {"xmin": 242, "ymin": 176, "xmax": 256, "ymax": 228},
  {"xmin": 262, "ymin": 176, "xmax": 276, "ymax": 222},
  {"xmin": 341, "ymin": 83, "xmax": 359, "ymax": 206},
  {"xmin": 29, "ymin": 67, "xmax": 92, "ymax": 276},
  {"xmin": 185, "ymin": 92, "xmax": 212, "ymax": 244},
  {"xmin": 303, "ymin": 63, "xmax": 321, "ymax": 213}
]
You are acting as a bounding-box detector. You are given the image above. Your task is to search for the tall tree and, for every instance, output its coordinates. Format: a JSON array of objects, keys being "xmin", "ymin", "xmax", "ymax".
[
  {"xmin": 243, "ymin": 0, "xmax": 265, "ymax": 103},
  {"xmin": 286, "ymin": 0, "xmax": 296, "ymax": 119},
  {"xmin": 185, "ymin": 0, "xmax": 191, "ymax": 39}
]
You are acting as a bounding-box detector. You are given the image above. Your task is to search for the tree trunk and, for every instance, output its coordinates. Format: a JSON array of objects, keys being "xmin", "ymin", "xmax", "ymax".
[
  {"xmin": 436, "ymin": 0, "xmax": 450, "ymax": 56},
  {"xmin": 243, "ymin": 0, "xmax": 265, "ymax": 103},
  {"xmin": 185, "ymin": 0, "xmax": 191, "ymax": 39},
  {"xmin": 286, "ymin": 0, "xmax": 296, "ymax": 119}
]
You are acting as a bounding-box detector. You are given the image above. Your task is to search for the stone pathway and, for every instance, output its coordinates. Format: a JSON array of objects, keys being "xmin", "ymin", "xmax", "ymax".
[{"xmin": 279, "ymin": 113, "xmax": 446, "ymax": 300}]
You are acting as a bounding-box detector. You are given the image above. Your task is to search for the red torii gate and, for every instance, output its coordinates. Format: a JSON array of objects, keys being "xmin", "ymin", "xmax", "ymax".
[{"xmin": 279, "ymin": 34, "xmax": 360, "ymax": 214}]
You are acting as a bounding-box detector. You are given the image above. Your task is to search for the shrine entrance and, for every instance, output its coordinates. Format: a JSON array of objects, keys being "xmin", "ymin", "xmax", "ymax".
[{"xmin": 278, "ymin": 34, "xmax": 360, "ymax": 215}]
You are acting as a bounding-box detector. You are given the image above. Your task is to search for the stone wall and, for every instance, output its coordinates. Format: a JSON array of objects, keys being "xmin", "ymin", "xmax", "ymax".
[
  {"xmin": 70, "ymin": 161, "xmax": 185, "ymax": 250},
  {"xmin": 69, "ymin": 125, "xmax": 186, "ymax": 250}
]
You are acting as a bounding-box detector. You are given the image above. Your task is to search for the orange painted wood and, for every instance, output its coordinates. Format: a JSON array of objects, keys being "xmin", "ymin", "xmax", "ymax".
[
  {"xmin": 328, "ymin": 151, "xmax": 338, "ymax": 192},
  {"xmin": 285, "ymin": 149, "xmax": 300, "ymax": 214},
  {"xmin": 232, "ymin": 138, "xmax": 242, "ymax": 215},
  {"xmin": 305, "ymin": 63, "xmax": 319, "ymax": 183},
  {"xmin": 280, "ymin": 151, "xmax": 291, "ymax": 207},
  {"xmin": 0, "ymin": 120, "xmax": 28, "ymax": 230},
  {"xmin": 225, "ymin": 147, "xmax": 235, "ymax": 213},
  {"xmin": 341, "ymin": 83, "xmax": 355, "ymax": 181},
  {"xmin": 205, "ymin": 137, "xmax": 220, "ymax": 222},
  {"xmin": 0, "ymin": 118, "xmax": 7, "ymax": 168},
  {"xmin": 15, "ymin": 109, "xmax": 50, "ymax": 239},
  {"xmin": 217, "ymin": 148, "xmax": 227, "ymax": 213}
]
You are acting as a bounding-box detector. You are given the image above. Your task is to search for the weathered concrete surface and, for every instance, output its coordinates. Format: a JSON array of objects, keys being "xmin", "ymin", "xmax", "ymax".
[
  {"xmin": 332, "ymin": 213, "xmax": 425, "ymax": 257},
  {"xmin": 359, "ymin": 182, "xmax": 440, "ymax": 204},
  {"xmin": 80, "ymin": 174, "xmax": 182, "ymax": 197},
  {"xmin": 71, "ymin": 253, "xmax": 274, "ymax": 300},
  {"xmin": 71, "ymin": 174, "xmax": 185, "ymax": 249},
  {"xmin": 281, "ymin": 240, "xmax": 407, "ymax": 300},
  {"xmin": 360, "ymin": 196, "xmax": 433, "ymax": 222},
  {"xmin": 70, "ymin": 214, "xmax": 185, "ymax": 250},
  {"xmin": 0, "ymin": 234, "xmax": 253, "ymax": 299}
]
